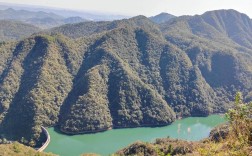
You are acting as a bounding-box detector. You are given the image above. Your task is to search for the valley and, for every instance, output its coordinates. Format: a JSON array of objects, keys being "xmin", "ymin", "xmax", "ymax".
[{"xmin": 0, "ymin": 3, "xmax": 251, "ymax": 156}]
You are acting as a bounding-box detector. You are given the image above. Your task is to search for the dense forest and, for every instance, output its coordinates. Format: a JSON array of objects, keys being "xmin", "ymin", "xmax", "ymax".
[
  {"xmin": 116, "ymin": 92, "xmax": 252, "ymax": 156},
  {"xmin": 1, "ymin": 93, "xmax": 250, "ymax": 156},
  {"xmin": 0, "ymin": 9, "xmax": 251, "ymax": 147}
]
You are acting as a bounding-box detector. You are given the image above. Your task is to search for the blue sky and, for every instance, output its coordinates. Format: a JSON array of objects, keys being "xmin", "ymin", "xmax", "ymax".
[{"xmin": 1, "ymin": 0, "xmax": 252, "ymax": 17}]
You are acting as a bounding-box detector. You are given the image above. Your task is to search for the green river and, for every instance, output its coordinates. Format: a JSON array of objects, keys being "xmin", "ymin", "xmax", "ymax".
[{"xmin": 45, "ymin": 115, "xmax": 226, "ymax": 156}]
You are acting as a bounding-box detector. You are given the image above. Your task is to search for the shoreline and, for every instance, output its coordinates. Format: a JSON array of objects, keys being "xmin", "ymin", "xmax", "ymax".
[
  {"xmin": 44, "ymin": 114, "xmax": 227, "ymax": 156},
  {"xmin": 53, "ymin": 113, "xmax": 225, "ymax": 135},
  {"xmin": 59, "ymin": 123, "xmax": 171, "ymax": 135}
]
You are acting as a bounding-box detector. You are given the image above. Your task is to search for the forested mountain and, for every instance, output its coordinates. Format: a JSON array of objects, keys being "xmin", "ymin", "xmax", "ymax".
[
  {"xmin": 149, "ymin": 12, "xmax": 175, "ymax": 24},
  {"xmin": 0, "ymin": 20, "xmax": 41, "ymax": 42},
  {"xmin": 159, "ymin": 9, "xmax": 252, "ymax": 106},
  {"xmin": 161, "ymin": 9, "xmax": 252, "ymax": 49},
  {"xmin": 0, "ymin": 9, "xmax": 251, "ymax": 146},
  {"xmin": 0, "ymin": 8, "xmax": 87, "ymax": 28},
  {"xmin": 49, "ymin": 16, "xmax": 159, "ymax": 38}
]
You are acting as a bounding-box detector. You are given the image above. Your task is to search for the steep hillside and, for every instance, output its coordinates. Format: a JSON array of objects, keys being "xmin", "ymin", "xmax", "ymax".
[
  {"xmin": 0, "ymin": 10, "xmax": 251, "ymax": 146},
  {"xmin": 0, "ymin": 20, "xmax": 41, "ymax": 42},
  {"xmin": 160, "ymin": 9, "xmax": 252, "ymax": 51},
  {"xmin": 201, "ymin": 9, "xmax": 252, "ymax": 49},
  {"xmin": 160, "ymin": 9, "xmax": 252, "ymax": 107},
  {"xmin": 0, "ymin": 20, "xmax": 177, "ymax": 143},
  {"xmin": 0, "ymin": 34, "xmax": 79, "ymax": 144}
]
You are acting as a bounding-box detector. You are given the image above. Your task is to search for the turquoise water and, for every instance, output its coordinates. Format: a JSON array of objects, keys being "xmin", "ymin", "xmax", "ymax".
[{"xmin": 45, "ymin": 115, "xmax": 226, "ymax": 156}]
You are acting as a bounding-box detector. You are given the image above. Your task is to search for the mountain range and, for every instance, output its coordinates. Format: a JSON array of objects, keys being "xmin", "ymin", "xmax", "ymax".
[
  {"xmin": 0, "ymin": 8, "xmax": 87, "ymax": 28},
  {"xmin": 0, "ymin": 9, "xmax": 251, "ymax": 146},
  {"xmin": 0, "ymin": 2, "xmax": 129, "ymax": 21},
  {"xmin": 0, "ymin": 20, "xmax": 41, "ymax": 42}
]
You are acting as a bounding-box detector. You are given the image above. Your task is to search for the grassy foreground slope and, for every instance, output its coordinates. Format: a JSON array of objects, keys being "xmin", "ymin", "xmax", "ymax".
[{"xmin": 0, "ymin": 142, "xmax": 55, "ymax": 156}]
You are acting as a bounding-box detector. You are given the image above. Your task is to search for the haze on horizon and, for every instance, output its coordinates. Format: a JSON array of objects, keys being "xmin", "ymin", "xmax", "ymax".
[{"xmin": 0, "ymin": 0, "xmax": 252, "ymax": 18}]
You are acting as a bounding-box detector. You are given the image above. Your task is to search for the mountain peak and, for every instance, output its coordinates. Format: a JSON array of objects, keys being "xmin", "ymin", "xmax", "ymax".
[
  {"xmin": 5, "ymin": 8, "xmax": 15, "ymax": 12},
  {"xmin": 130, "ymin": 15, "xmax": 148, "ymax": 21},
  {"xmin": 202, "ymin": 9, "xmax": 251, "ymax": 20},
  {"xmin": 200, "ymin": 9, "xmax": 252, "ymax": 48},
  {"xmin": 149, "ymin": 12, "xmax": 176, "ymax": 24},
  {"xmin": 204, "ymin": 9, "xmax": 243, "ymax": 14}
]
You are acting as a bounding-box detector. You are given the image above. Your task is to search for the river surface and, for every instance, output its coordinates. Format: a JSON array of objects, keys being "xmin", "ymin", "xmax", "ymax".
[{"xmin": 45, "ymin": 115, "xmax": 226, "ymax": 156}]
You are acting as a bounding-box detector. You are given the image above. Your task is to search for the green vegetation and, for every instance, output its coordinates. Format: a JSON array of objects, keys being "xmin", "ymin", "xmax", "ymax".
[
  {"xmin": 0, "ymin": 142, "xmax": 55, "ymax": 156},
  {"xmin": 50, "ymin": 15, "xmax": 161, "ymax": 38},
  {"xmin": 0, "ymin": 9, "xmax": 251, "ymax": 147},
  {"xmin": 196, "ymin": 92, "xmax": 252, "ymax": 155},
  {"xmin": 116, "ymin": 92, "xmax": 252, "ymax": 156},
  {"xmin": 116, "ymin": 139, "xmax": 201, "ymax": 156},
  {"xmin": 0, "ymin": 20, "xmax": 41, "ymax": 42}
]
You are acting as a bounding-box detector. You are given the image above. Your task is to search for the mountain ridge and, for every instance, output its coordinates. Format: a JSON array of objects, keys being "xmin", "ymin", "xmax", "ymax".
[
  {"xmin": 0, "ymin": 8, "xmax": 88, "ymax": 28},
  {"xmin": 0, "ymin": 20, "xmax": 41, "ymax": 42},
  {"xmin": 0, "ymin": 9, "xmax": 251, "ymax": 146}
]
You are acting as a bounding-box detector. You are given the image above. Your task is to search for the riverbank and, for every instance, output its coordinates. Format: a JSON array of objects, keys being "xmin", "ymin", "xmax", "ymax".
[
  {"xmin": 59, "ymin": 123, "xmax": 174, "ymax": 135},
  {"xmin": 44, "ymin": 115, "xmax": 226, "ymax": 156},
  {"xmin": 37, "ymin": 126, "xmax": 50, "ymax": 152},
  {"xmin": 56, "ymin": 113, "xmax": 225, "ymax": 135}
]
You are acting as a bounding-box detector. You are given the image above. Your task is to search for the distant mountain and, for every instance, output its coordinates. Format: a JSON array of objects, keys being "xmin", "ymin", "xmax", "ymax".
[
  {"xmin": 0, "ymin": 2, "xmax": 129, "ymax": 21},
  {"xmin": 0, "ymin": 8, "xmax": 88, "ymax": 29},
  {"xmin": 150, "ymin": 12, "xmax": 176, "ymax": 24},
  {"xmin": 24, "ymin": 17, "xmax": 63, "ymax": 29},
  {"xmin": 159, "ymin": 9, "xmax": 252, "ymax": 106},
  {"xmin": 49, "ymin": 15, "xmax": 160, "ymax": 38},
  {"xmin": 160, "ymin": 9, "xmax": 252, "ymax": 48},
  {"xmin": 201, "ymin": 9, "xmax": 252, "ymax": 49},
  {"xmin": 0, "ymin": 9, "xmax": 251, "ymax": 147},
  {"xmin": 63, "ymin": 16, "xmax": 87, "ymax": 24},
  {"xmin": 0, "ymin": 8, "xmax": 63, "ymax": 20},
  {"xmin": 0, "ymin": 20, "xmax": 41, "ymax": 42}
]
